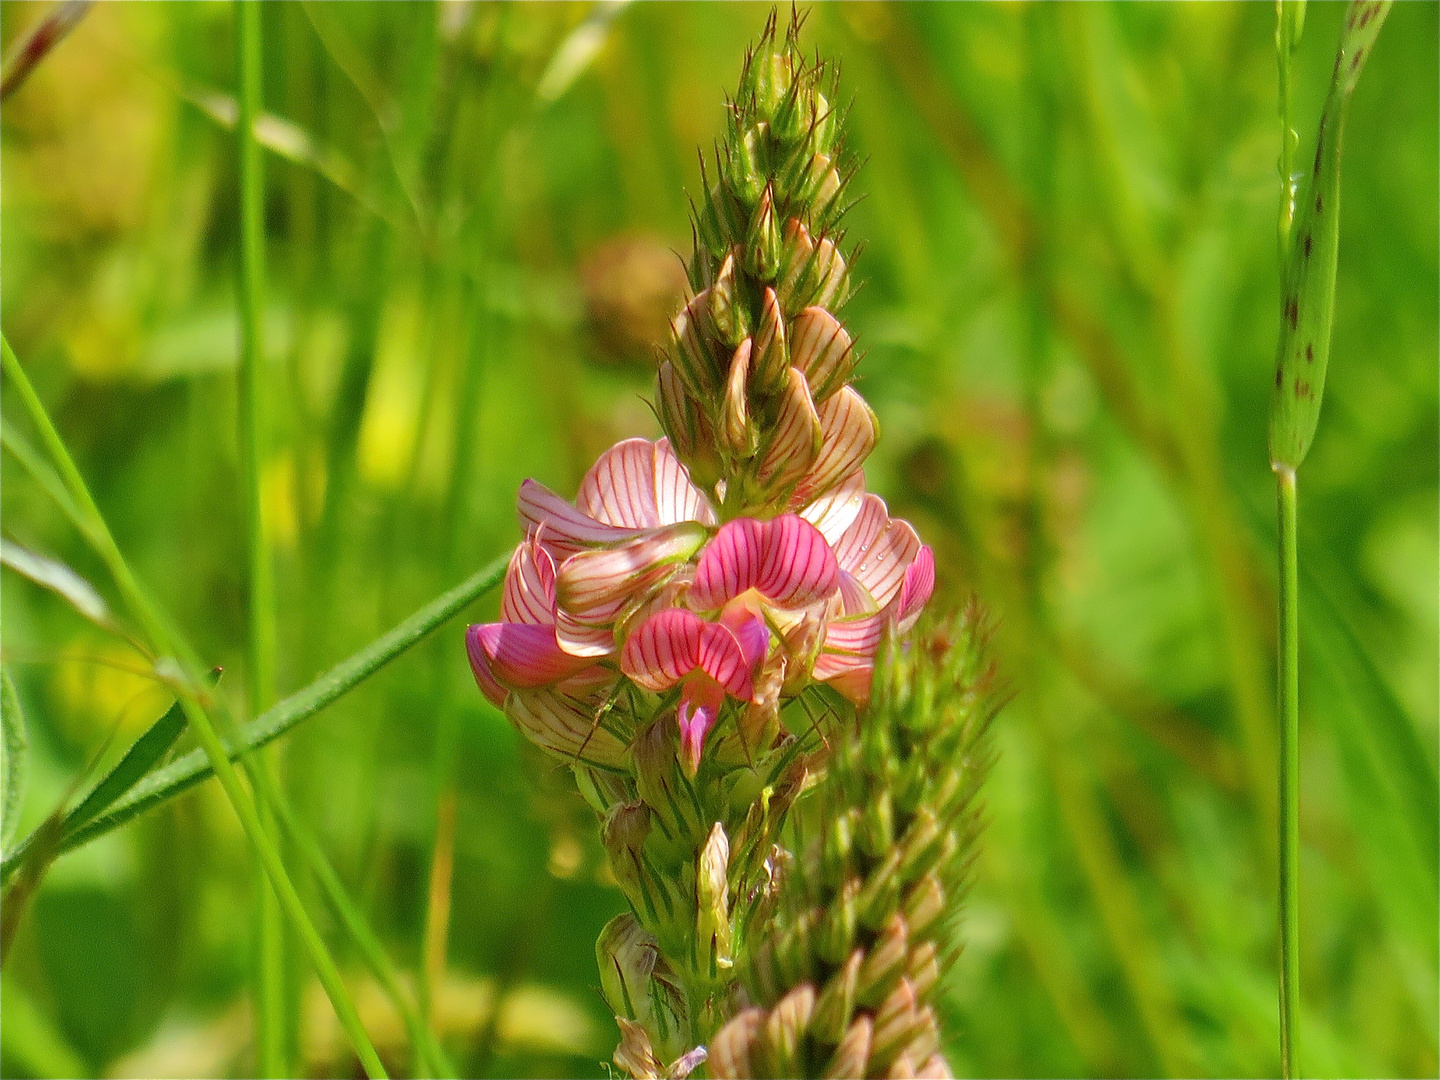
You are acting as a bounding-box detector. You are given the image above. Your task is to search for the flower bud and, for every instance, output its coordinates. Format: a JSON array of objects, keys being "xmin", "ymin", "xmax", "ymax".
[
  {"xmin": 902, "ymin": 874, "xmax": 947, "ymax": 940},
  {"xmin": 858, "ymin": 788, "xmax": 894, "ymax": 859},
  {"xmin": 634, "ymin": 718, "xmax": 706, "ymax": 854},
  {"xmin": 597, "ymin": 913, "xmax": 659, "ymax": 1020},
  {"xmin": 789, "ymin": 306, "xmax": 856, "ymax": 404},
  {"xmin": 613, "ymin": 1017, "xmax": 664, "ymax": 1080},
  {"xmin": 709, "ymin": 1008, "xmax": 762, "ymax": 1080},
  {"xmin": 748, "ymin": 184, "xmax": 782, "ymax": 280},
  {"xmin": 696, "ymin": 822, "xmax": 733, "ymax": 975},
  {"xmin": 656, "ymin": 361, "xmax": 722, "ymax": 490},
  {"xmin": 758, "ymin": 984, "xmax": 814, "ymax": 1077},
  {"xmin": 603, "ymin": 801, "xmax": 654, "ymax": 911},
  {"xmin": 722, "ymin": 339, "xmax": 757, "ymax": 458},
  {"xmin": 811, "ymin": 947, "xmax": 863, "ymax": 1045},
  {"xmin": 708, "ymin": 251, "xmax": 751, "ymax": 347},
  {"xmin": 856, "ymin": 913, "xmax": 908, "ymax": 1007},
  {"xmin": 824, "ymin": 1015, "xmax": 873, "ymax": 1080},
  {"xmin": 755, "ymin": 366, "xmax": 821, "ymax": 497},
  {"xmin": 816, "ymin": 876, "xmax": 859, "ymax": 966},
  {"xmin": 670, "ymin": 291, "xmax": 724, "ymax": 400},
  {"xmin": 751, "ymin": 287, "xmax": 789, "ymax": 395}
]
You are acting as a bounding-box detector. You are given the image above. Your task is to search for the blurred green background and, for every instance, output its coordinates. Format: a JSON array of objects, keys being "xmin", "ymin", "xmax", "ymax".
[{"xmin": 1, "ymin": 2, "xmax": 1435, "ymax": 1077}]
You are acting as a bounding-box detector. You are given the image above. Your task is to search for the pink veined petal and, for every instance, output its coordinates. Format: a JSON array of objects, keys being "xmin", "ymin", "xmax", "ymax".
[
  {"xmin": 552, "ymin": 608, "xmax": 616, "ymax": 659},
  {"xmin": 755, "ymin": 367, "xmax": 822, "ymax": 491},
  {"xmin": 575, "ymin": 438, "xmax": 717, "ymax": 530},
  {"xmin": 896, "ymin": 545, "xmax": 935, "ymax": 631},
  {"xmin": 465, "ymin": 625, "xmax": 510, "ymax": 707},
  {"xmin": 621, "ymin": 607, "xmax": 705, "ymax": 691},
  {"xmin": 500, "ymin": 537, "xmax": 557, "ymax": 626},
  {"xmin": 821, "ymin": 612, "xmax": 887, "ymax": 658},
  {"xmin": 833, "ymin": 496, "xmax": 923, "ymax": 611},
  {"xmin": 837, "ymin": 572, "xmax": 878, "ymax": 617},
  {"xmin": 798, "ymin": 469, "xmax": 866, "ymax": 545},
  {"xmin": 555, "ymin": 522, "xmax": 707, "ymax": 625},
  {"xmin": 690, "ymin": 518, "xmax": 765, "ymax": 611},
  {"xmin": 719, "ymin": 605, "xmax": 770, "ymax": 669},
  {"xmin": 517, "ymin": 479, "xmax": 642, "ymax": 557},
  {"xmin": 696, "ymin": 620, "xmax": 755, "ymax": 700},
  {"xmin": 791, "ymin": 386, "xmax": 877, "ymax": 507},
  {"xmin": 811, "ymin": 651, "xmax": 876, "ymax": 705},
  {"xmin": 677, "ymin": 677, "xmax": 727, "ymax": 777},
  {"xmin": 754, "ymin": 514, "xmax": 839, "ymax": 609},
  {"xmin": 690, "ymin": 516, "xmax": 838, "ymax": 611},
  {"xmin": 468, "ymin": 622, "xmax": 596, "ymax": 689}
]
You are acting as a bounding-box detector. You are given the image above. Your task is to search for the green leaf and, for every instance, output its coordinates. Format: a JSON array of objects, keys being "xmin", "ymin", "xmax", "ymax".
[
  {"xmin": 1269, "ymin": 0, "xmax": 1391, "ymax": 470},
  {"xmin": 1, "ymin": 668, "xmax": 29, "ymax": 851},
  {"xmin": 1, "ymin": 539, "xmax": 120, "ymax": 635}
]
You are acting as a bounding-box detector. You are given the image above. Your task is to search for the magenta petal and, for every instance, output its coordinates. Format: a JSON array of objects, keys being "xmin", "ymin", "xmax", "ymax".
[
  {"xmin": 469, "ymin": 622, "xmax": 594, "ymax": 689},
  {"xmin": 621, "ymin": 607, "xmax": 704, "ymax": 691},
  {"xmin": 466, "ymin": 625, "xmax": 510, "ymax": 707},
  {"xmin": 677, "ymin": 677, "xmax": 726, "ymax": 776},
  {"xmin": 555, "ymin": 522, "xmax": 706, "ymax": 626},
  {"xmin": 721, "ymin": 608, "xmax": 770, "ymax": 669},
  {"xmin": 896, "ymin": 545, "xmax": 935, "ymax": 630},
  {"xmin": 690, "ymin": 515, "xmax": 838, "ymax": 611},
  {"xmin": 811, "ymin": 651, "xmax": 876, "ymax": 705},
  {"xmin": 696, "ymin": 621, "xmax": 755, "ymax": 700},
  {"xmin": 821, "ymin": 612, "xmax": 887, "ymax": 658},
  {"xmin": 755, "ymin": 514, "xmax": 839, "ymax": 609}
]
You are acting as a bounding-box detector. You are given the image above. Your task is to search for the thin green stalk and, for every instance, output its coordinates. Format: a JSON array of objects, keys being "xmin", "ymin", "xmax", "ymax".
[
  {"xmin": 1276, "ymin": 465, "xmax": 1300, "ymax": 1077},
  {"xmin": 0, "ymin": 337, "xmax": 387, "ymax": 1079},
  {"xmin": 251, "ymin": 761, "xmax": 457, "ymax": 1079},
  {"xmin": 234, "ymin": 3, "xmax": 286, "ymax": 1072}
]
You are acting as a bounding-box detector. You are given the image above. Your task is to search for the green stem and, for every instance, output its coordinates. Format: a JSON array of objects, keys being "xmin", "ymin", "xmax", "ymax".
[
  {"xmin": 0, "ymin": 336, "xmax": 388, "ymax": 1079},
  {"xmin": 1276, "ymin": 465, "xmax": 1300, "ymax": 1078},
  {"xmin": 234, "ymin": 4, "xmax": 286, "ymax": 1072}
]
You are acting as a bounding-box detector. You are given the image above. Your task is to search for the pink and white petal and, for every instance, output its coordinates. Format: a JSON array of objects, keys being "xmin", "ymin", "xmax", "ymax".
[
  {"xmin": 791, "ymin": 387, "xmax": 877, "ymax": 507},
  {"xmin": 895, "ymin": 545, "xmax": 935, "ymax": 632},
  {"xmin": 697, "ymin": 621, "xmax": 755, "ymax": 700},
  {"xmin": 500, "ymin": 537, "xmax": 557, "ymax": 626},
  {"xmin": 690, "ymin": 518, "xmax": 767, "ymax": 611},
  {"xmin": 755, "ymin": 367, "xmax": 822, "ymax": 492},
  {"xmin": 755, "ymin": 514, "xmax": 839, "ymax": 609},
  {"xmin": 653, "ymin": 438, "xmax": 716, "ymax": 526},
  {"xmin": 576, "ymin": 437, "xmax": 660, "ymax": 528},
  {"xmin": 811, "ymin": 652, "xmax": 876, "ymax": 705},
  {"xmin": 508, "ymin": 689, "xmax": 629, "ymax": 769},
  {"xmin": 834, "ymin": 497, "xmax": 922, "ymax": 611},
  {"xmin": 789, "ymin": 306, "xmax": 854, "ymax": 401},
  {"xmin": 798, "ymin": 469, "xmax": 866, "ymax": 545},
  {"xmin": 821, "ymin": 612, "xmax": 887, "ymax": 658},
  {"xmin": 518, "ymin": 479, "xmax": 641, "ymax": 556},
  {"xmin": 465, "ymin": 625, "xmax": 510, "ymax": 707},
  {"xmin": 621, "ymin": 607, "xmax": 705, "ymax": 691},
  {"xmin": 719, "ymin": 605, "xmax": 770, "ymax": 669},
  {"xmin": 552, "ymin": 608, "xmax": 616, "ymax": 659},
  {"xmin": 469, "ymin": 622, "xmax": 596, "ymax": 689},
  {"xmin": 556, "ymin": 522, "xmax": 707, "ymax": 624},
  {"xmin": 837, "ymin": 572, "xmax": 878, "ymax": 617}
]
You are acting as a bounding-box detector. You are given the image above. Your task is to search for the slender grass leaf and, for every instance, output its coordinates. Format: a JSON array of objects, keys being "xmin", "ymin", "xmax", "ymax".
[
  {"xmin": 1, "ymin": 539, "xmax": 119, "ymax": 635},
  {"xmin": 1, "ymin": 426, "xmax": 95, "ymax": 545},
  {"xmin": 0, "ymin": 553, "xmax": 507, "ymax": 880},
  {"xmin": 1269, "ymin": 0, "xmax": 1391, "ymax": 470},
  {"xmin": 1, "ymin": 668, "xmax": 29, "ymax": 851}
]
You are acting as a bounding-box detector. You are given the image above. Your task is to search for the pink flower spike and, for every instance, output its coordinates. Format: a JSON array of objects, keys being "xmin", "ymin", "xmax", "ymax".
[
  {"xmin": 678, "ymin": 677, "xmax": 727, "ymax": 777},
  {"xmin": 467, "ymin": 622, "xmax": 595, "ymax": 692},
  {"xmin": 689, "ymin": 515, "xmax": 839, "ymax": 611}
]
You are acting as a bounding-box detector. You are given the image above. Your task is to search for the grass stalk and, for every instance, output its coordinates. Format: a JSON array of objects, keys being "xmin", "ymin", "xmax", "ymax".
[
  {"xmin": 234, "ymin": 3, "xmax": 287, "ymax": 1072},
  {"xmin": 0, "ymin": 336, "xmax": 388, "ymax": 1079},
  {"xmin": 1276, "ymin": 465, "xmax": 1300, "ymax": 1077}
]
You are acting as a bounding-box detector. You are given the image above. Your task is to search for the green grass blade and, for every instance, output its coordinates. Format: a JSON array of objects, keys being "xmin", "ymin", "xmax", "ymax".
[
  {"xmin": 1, "ymin": 669, "xmax": 29, "ymax": 852},
  {"xmin": 0, "ymin": 553, "xmax": 506, "ymax": 877},
  {"xmin": 1269, "ymin": 0, "xmax": 1391, "ymax": 470},
  {"xmin": 0, "ymin": 539, "xmax": 122, "ymax": 639},
  {"xmin": 65, "ymin": 693, "xmax": 189, "ymax": 834}
]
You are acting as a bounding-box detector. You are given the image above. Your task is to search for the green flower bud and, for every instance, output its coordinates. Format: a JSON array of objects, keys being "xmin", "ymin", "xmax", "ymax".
[{"xmin": 696, "ymin": 822, "xmax": 734, "ymax": 976}]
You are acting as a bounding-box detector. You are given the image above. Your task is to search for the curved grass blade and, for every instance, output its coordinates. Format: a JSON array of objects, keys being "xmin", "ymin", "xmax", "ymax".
[
  {"xmin": 1269, "ymin": 0, "xmax": 1391, "ymax": 471},
  {"xmin": 1, "ymin": 669, "xmax": 29, "ymax": 851},
  {"xmin": 0, "ymin": 553, "xmax": 507, "ymax": 880},
  {"xmin": 1, "ymin": 539, "xmax": 121, "ymax": 638}
]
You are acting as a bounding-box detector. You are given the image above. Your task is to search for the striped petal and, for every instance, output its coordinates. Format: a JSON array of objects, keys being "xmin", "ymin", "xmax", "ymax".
[
  {"xmin": 556, "ymin": 522, "xmax": 707, "ymax": 627},
  {"xmin": 832, "ymin": 495, "xmax": 922, "ymax": 611},
  {"xmin": 722, "ymin": 339, "xmax": 755, "ymax": 457},
  {"xmin": 789, "ymin": 306, "xmax": 855, "ymax": 403},
  {"xmin": 791, "ymin": 387, "xmax": 877, "ymax": 507},
  {"xmin": 621, "ymin": 608, "xmax": 755, "ymax": 701},
  {"xmin": 810, "ymin": 650, "xmax": 876, "ymax": 705},
  {"xmin": 798, "ymin": 469, "xmax": 865, "ymax": 545},
  {"xmin": 896, "ymin": 545, "xmax": 935, "ymax": 631},
  {"xmin": 678, "ymin": 677, "xmax": 727, "ymax": 777},
  {"xmin": 690, "ymin": 515, "xmax": 838, "ymax": 612},
  {"xmin": 500, "ymin": 537, "xmax": 557, "ymax": 626},
  {"xmin": 466, "ymin": 622, "xmax": 595, "ymax": 691},
  {"xmin": 576, "ymin": 438, "xmax": 716, "ymax": 530},
  {"xmin": 518, "ymin": 479, "xmax": 641, "ymax": 557},
  {"xmin": 756, "ymin": 367, "xmax": 822, "ymax": 493},
  {"xmin": 507, "ymin": 688, "xmax": 629, "ymax": 769}
]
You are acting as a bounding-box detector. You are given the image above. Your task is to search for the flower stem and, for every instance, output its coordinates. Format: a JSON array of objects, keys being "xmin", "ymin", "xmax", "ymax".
[
  {"xmin": 0, "ymin": 335, "xmax": 388, "ymax": 1078},
  {"xmin": 1276, "ymin": 465, "xmax": 1301, "ymax": 1077}
]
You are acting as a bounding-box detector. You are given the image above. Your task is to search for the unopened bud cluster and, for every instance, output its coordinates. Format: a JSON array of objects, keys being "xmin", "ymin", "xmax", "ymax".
[
  {"xmin": 709, "ymin": 609, "xmax": 999, "ymax": 1079},
  {"xmin": 463, "ymin": 12, "xmax": 995, "ymax": 1078}
]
